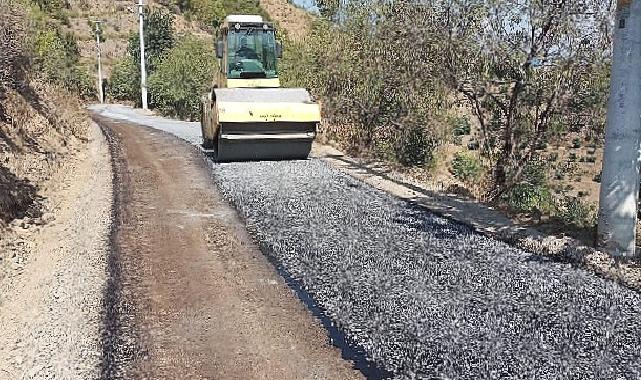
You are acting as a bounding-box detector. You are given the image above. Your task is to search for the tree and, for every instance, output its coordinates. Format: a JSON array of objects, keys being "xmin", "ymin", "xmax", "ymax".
[
  {"xmin": 109, "ymin": 57, "xmax": 140, "ymax": 103},
  {"xmin": 190, "ymin": 0, "xmax": 225, "ymax": 28},
  {"xmin": 281, "ymin": 0, "xmax": 612, "ymax": 185},
  {"xmin": 284, "ymin": 2, "xmax": 448, "ymax": 162},
  {"xmin": 444, "ymin": 0, "xmax": 611, "ymax": 199},
  {"xmin": 127, "ymin": 8, "xmax": 175, "ymax": 73},
  {"xmin": 148, "ymin": 36, "xmax": 216, "ymax": 120}
]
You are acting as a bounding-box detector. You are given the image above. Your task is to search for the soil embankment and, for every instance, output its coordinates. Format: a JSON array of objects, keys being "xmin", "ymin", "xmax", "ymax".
[{"xmin": 0, "ymin": 122, "xmax": 111, "ymax": 379}]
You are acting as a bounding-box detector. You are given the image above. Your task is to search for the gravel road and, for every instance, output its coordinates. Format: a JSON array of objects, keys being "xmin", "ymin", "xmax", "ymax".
[
  {"xmin": 211, "ymin": 159, "xmax": 641, "ymax": 379},
  {"xmin": 96, "ymin": 116, "xmax": 361, "ymax": 380},
  {"xmin": 92, "ymin": 105, "xmax": 641, "ymax": 379}
]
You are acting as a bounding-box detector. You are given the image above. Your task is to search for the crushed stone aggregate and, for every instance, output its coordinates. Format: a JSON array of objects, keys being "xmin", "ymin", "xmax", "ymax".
[{"xmin": 208, "ymin": 159, "xmax": 641, "ymax": 379}]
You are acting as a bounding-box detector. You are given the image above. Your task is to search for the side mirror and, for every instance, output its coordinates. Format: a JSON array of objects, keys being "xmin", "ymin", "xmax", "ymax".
[
  {"xmin": 216, "ymin": 38, "xmax": 224, "ymax": 59},
  {"xmin": 276, "ymin": 41, "xmax": 283, "ymax": 58}
]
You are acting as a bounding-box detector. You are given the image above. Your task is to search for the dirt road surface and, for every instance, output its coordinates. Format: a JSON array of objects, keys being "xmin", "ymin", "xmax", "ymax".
[{"xmin": 97, "ymin": 115, "xmax": 362, "ymax": 379}]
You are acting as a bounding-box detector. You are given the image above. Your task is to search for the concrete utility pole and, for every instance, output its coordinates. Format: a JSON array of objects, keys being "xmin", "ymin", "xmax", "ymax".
[
  {"xmin": 138, "ymin": 0, "xmax": 148, "ymax": 110},
  {"xmin": 597, "ymin": 0, "xmax": 641, "ymax": 258},
  {"xmin": 94, "ymin": 21, "xmax": 104, "ymax": 104}
]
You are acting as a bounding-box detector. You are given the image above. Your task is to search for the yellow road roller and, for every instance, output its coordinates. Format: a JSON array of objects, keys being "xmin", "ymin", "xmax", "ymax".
[{"xmin": 200, "ymin": 14, "xmax": 321, "ymax": 161}]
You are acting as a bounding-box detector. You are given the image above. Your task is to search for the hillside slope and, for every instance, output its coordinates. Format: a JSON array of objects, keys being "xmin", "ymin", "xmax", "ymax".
[
  {"xmin": 65, "ymin": 0, "xmax": 210, "ymax": 77},
  {"xmin": 0, "ymin": 1, "xmax": 90, "ymax": 230},
  {"xmin": 260, "ymin": 0, "xmax": 313, "ymax": 40}
]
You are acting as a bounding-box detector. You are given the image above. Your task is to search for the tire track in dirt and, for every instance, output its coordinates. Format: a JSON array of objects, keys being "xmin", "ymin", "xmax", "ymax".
[{"xmin": 94, "ymin": 115, "xmax": 362, "ymax": 379}]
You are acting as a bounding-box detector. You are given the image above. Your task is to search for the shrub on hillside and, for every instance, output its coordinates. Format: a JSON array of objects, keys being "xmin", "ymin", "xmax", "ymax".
[
  {"xmin": 502, "ymin": 163, "xmax": 554, "ymax": 214},
  {"xmin": 188, "ymin": 0, "xmax": 225, "ymax": 27},
  {"xmin": 109, "ymin": 57, "xmax": 140, "ymax": 104},
  {"xmin": 64, "ymin": 65, "xmax": 94, "ymax": 99},
  {"xmin": 31, "ymin": 28, "xmax": 94, "ymax": 99},
  {"xmin": 148, "ymin": 37, "xmax": 215, "ymax": 120},
  {"xmin": 111, "ymin": 8, "xmax": 176, "ymax": 104},
  {"xmin": 450, "ymin": 152, "xmax": 483, "ymax": 184},
  {"xmin": 393, "ymin": 124, "xmax": 437, "ymax": 168},
  {"xmin": 556, "ymin": 197, "xmax": 597, "ymax": 228},
  {"xmin": 451, "ymin": 115, "xmax": 471, "ymax": 136},
  {"xmin": 281, "ymin": 9, "xmax": 446, "ymax": 155}
]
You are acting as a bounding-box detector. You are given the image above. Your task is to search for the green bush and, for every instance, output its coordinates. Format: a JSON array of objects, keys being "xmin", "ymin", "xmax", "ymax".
[
  {"xmin": 111, "ymin": 8, "xmax": 176, "ymax": 104},
  {"xmin": 451, "ymin": 115, "xmax": 471, "ymax": 136},
  {"xmin": 450, "ymin": 152, "xmax": 483, "ymax": 184},
  {"xmin": 392, "ymin": 124, "xmax": 437, "ymax": 168},
  {"xmin": 31, "ymin": 28, "xmax": 95, "ymax": 99},
  {"xmin": 109, "ymin": 58, "xmax": 140, "ymax": 103},
  {"xmin": 572, "ymin": 137, "xmax": 582, "ymax": 148},
  {"xmin": 503, "ymin": 164, "xmax": 554, "ymax": 214},
  {"xmin": 556, "ymin": 197, "xmax": 596, "ymax": 228},
  {"xmin": 189, "ymin": 0, "xmax": 225, "ymax": 27},
  {"xmin": 65, "ymin": 64, "xmax": 95, "ymax": 99},
  {"xmin": 148, "ymin": 36, "xmax": 216, "ymax": 120}
]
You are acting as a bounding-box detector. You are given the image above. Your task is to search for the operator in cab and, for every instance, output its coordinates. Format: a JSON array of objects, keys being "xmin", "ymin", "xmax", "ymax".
[{"xmin": 236, "ymin": 36, "xmax": 258, "ymax": 60}]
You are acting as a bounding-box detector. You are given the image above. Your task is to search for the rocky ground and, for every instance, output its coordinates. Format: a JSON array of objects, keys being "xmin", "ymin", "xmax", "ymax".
[
  {"xmin": 211, "ymin": 158, "xmax": 641, "ymax": 379},
  {"xmin": 0, "ymin": 122, "xmax": 111, "ymax": 379}
]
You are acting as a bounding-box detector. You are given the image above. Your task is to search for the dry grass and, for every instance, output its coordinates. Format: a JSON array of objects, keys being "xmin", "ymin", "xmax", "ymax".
[
  {"xmin": 0, "ymin": 80, "xmax": 89, "ymax": 227},
  {"xmin": 260, "ymin": 0, "xmax": 313, "ymax": 41},
  {"xmin": 65, "ymin": 0, "xmax": 210, "ymax": 77},
  {"xmin": 0, "ymin": 0, "xmax": 90, "ymax": 229}
]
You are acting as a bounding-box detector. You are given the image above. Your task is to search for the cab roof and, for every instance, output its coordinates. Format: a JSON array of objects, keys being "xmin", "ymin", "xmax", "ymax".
[
  {"xmin": 224, "ymin": 15, "xmax": 264, "ymax": 24},
  {"xmin": 221, "ymin": 15, "xmax": 275, "ymax": 32}
]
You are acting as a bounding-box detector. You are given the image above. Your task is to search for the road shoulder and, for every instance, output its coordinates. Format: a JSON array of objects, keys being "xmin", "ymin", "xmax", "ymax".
[
  {"xmin": 311, "ymin": 143, "xmax": 641, "ymax": 292},
  {"xmin": 0, "ymin": 121, "xmax": 112, "ymax": 379}
]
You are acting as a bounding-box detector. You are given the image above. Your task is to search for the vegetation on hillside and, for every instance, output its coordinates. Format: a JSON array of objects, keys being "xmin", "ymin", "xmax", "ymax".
[
  {"xmin": 109, "ymin": 7, "xmax": 215, "ymax": 120},
  {"xmin": 0, "ymin": 0, "xmax": 23, "ymax": 122},
  {"xmin": 148, "ymin": 36, "xmax": 215, "ymax": 120},
  {"xmin": 280, "ymin": 0, "xmax": 611, "ymax": 227},
  {"xmin": 20, "ymin": 0, "xmax": 96, "ymax": 99},
  {"xmin": 1, "ymin": 0, "xmax": 94, "ymax": 110},
  {"xmin": 0, "ymin": 0, "xmax": 90, "ymax": 226},
  {"xmin": 109, "ymin": 8, "xmax": 176, "ymax": 107},
  {"xmin": 159, "ymin": 0, "xmax": 268, "ymax": 28}
]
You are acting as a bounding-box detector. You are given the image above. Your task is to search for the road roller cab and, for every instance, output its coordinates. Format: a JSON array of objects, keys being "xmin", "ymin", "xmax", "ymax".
[{"xmin": 200, "ymin": 15, "xmax": 321, "ymax": 161}]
